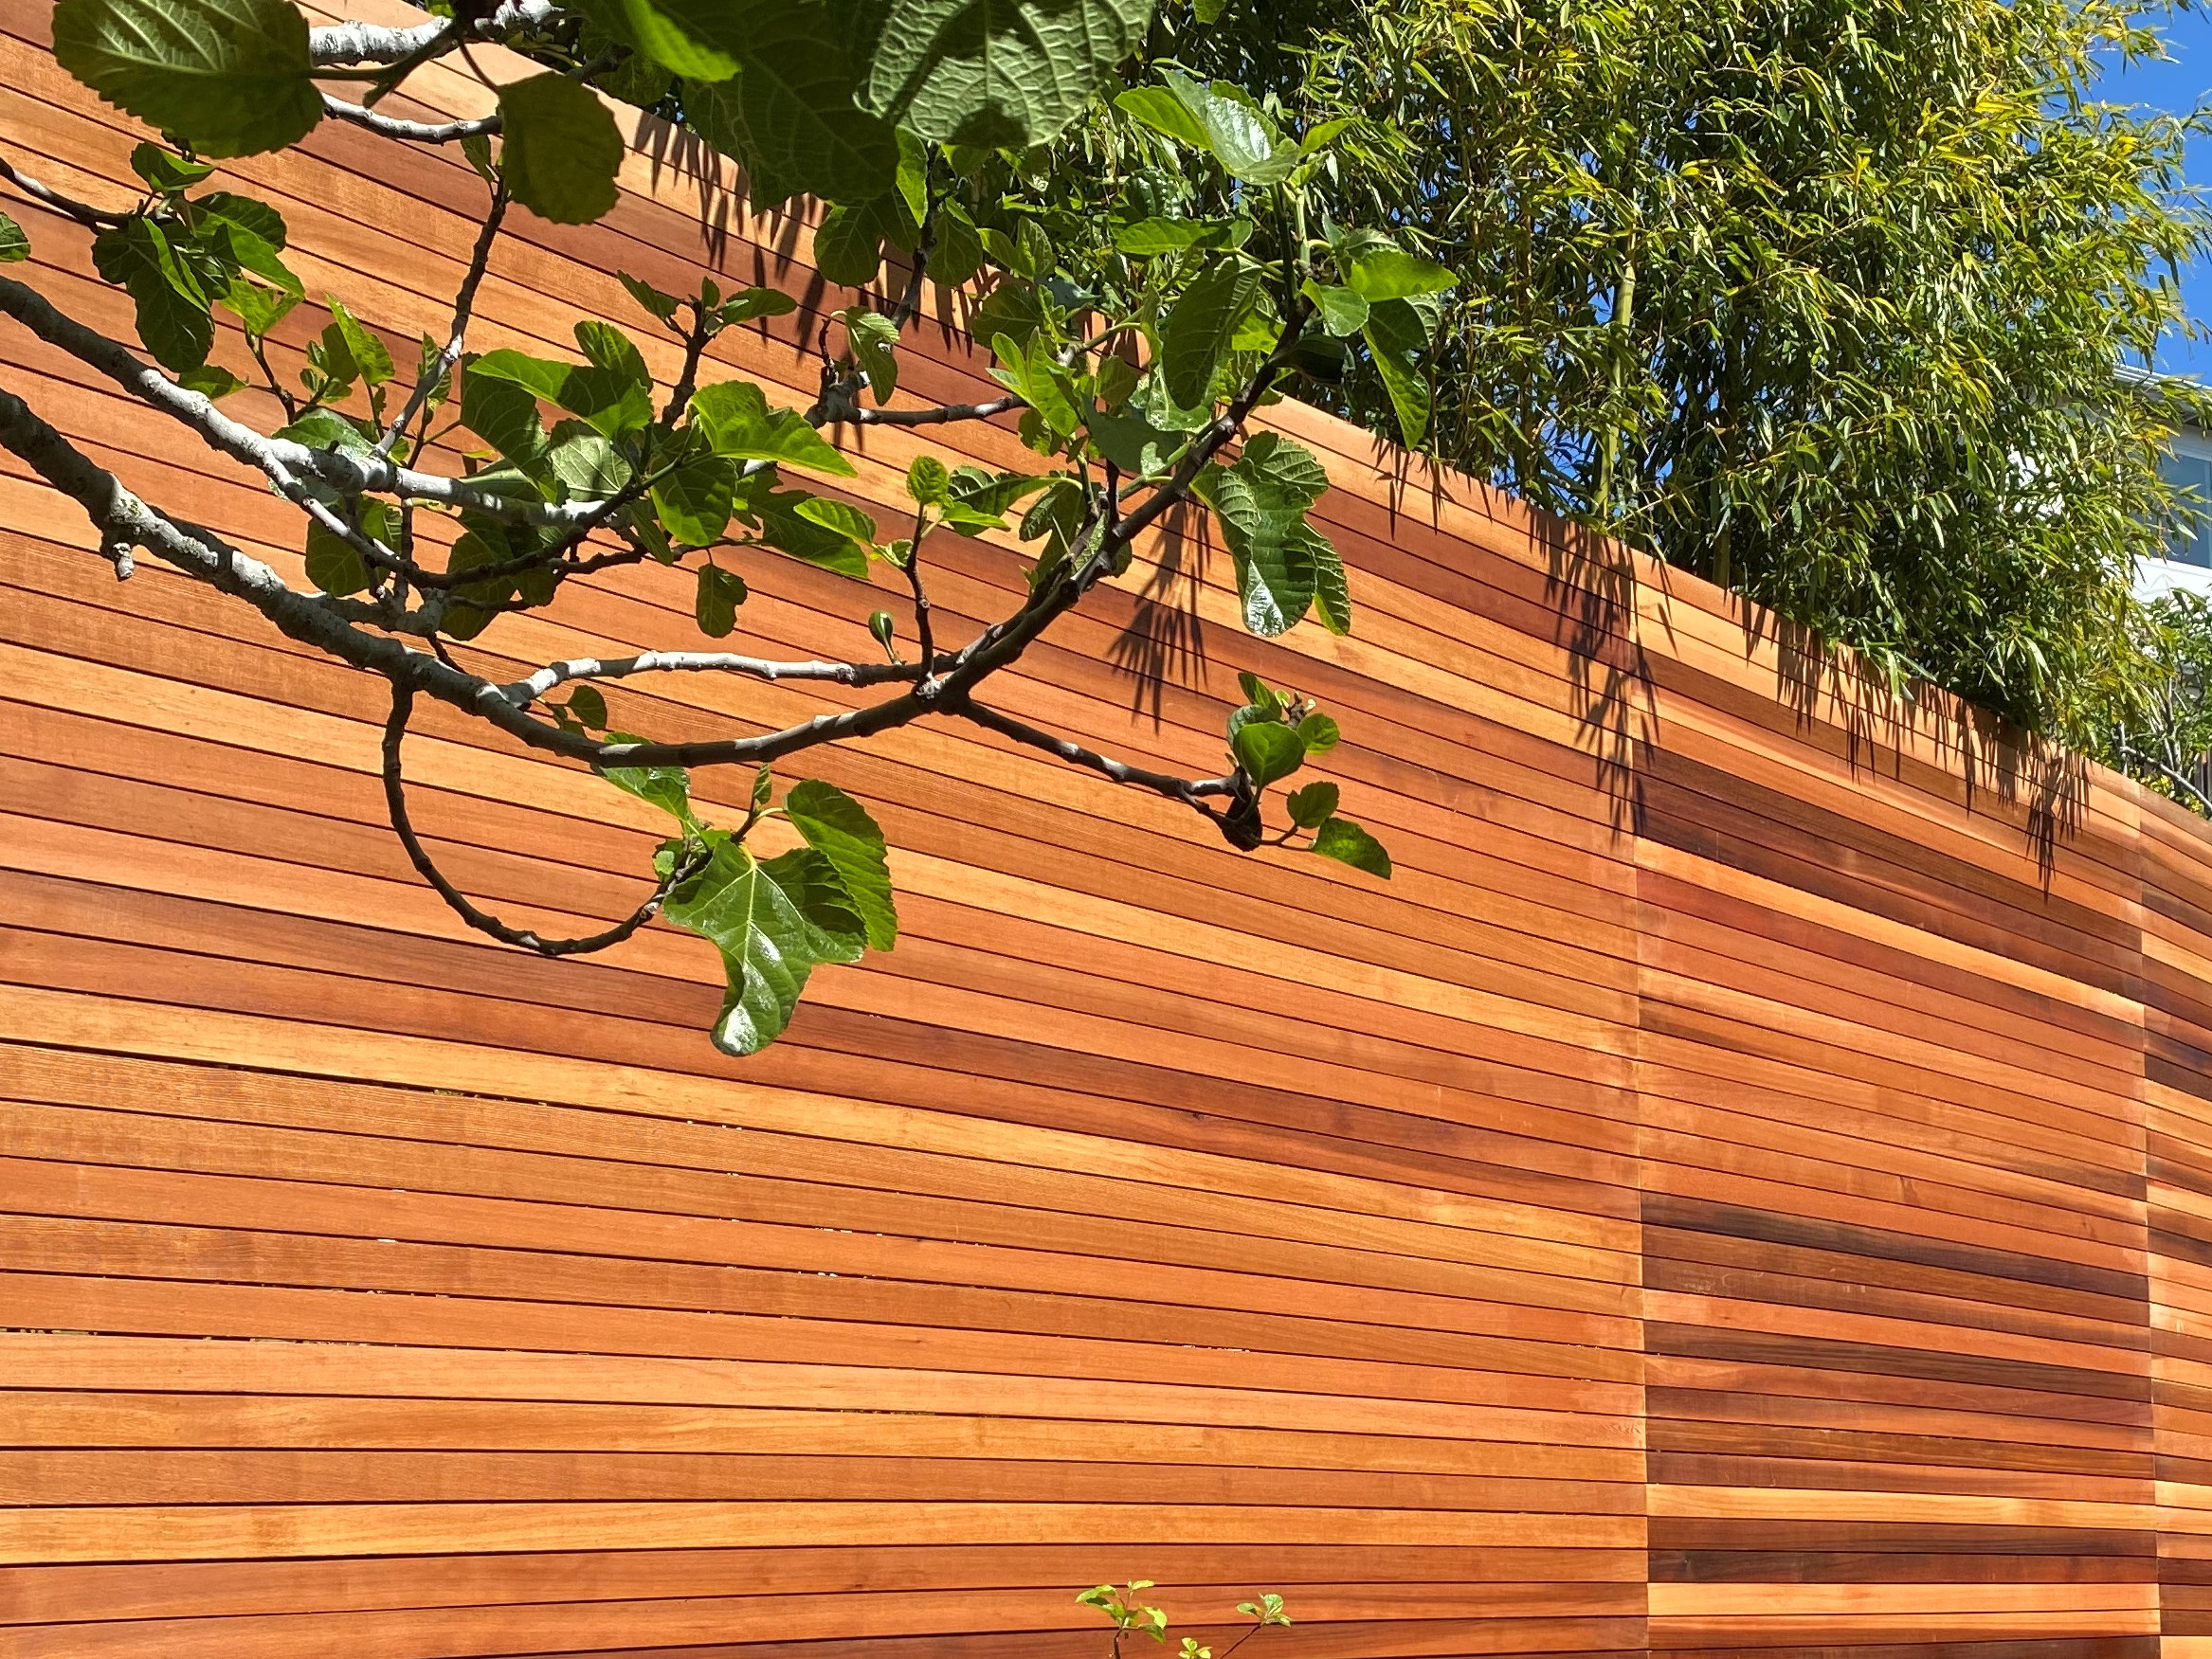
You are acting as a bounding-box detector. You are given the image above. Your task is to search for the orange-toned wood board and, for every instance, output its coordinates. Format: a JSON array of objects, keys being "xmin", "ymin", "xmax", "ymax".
[{"xmin": 0, "ymin": 2, "xmax": 2199, "ymax": 1656}]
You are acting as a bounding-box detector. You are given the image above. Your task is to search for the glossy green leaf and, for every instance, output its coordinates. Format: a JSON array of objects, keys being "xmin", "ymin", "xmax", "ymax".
[
  {"xmin": 1296, "ymin": 711, "xmax": 1340, "ymax": 752},
  {"xmin": 1113, "ymin": 215, "xmax": 1251, "ymax": 256},
  {"xmin": 1311, "ymin": 816, "xmax": 1390, "ymax": 878},
  {"xmin": 793, "ymin": 495, "xmax": 878, "ymax": 547},
  {"xmin": 1362, "ymin": 298, "xmax": 1432, "ymax": 449},
  {"xmin": 1114, "ymin": 85, "xmax": 1208, "ymax": 148},
  {"xmin": 661, "ymin": 834, "xmax": 867, "ymax": 1055},
  {"xmin": 653, "ymin": 453, "xmax": 739, "ymax": 545},
  {"xmin": 544, "ymin": 422, "xmax": 633, "ymax": 499},
  {"xmin": 575, "ymin": 319, "xmax": 652, "ymax": 390},
  {"xmin": 620, "ymin": 272, "xmax": 683, "ymax": 324},
  {"xmin": 1157, "ymin": 69, "xmax": 1295, "ymax": 183},
  {"xmin": 567, "ymin": 685, "xmax": 609, "ymax": 730},
  {"xmin": 785, "ymin": 777, "xmax": 897, "ymax": 950},
  {"xmin": 0, "ymin": 214, "xmax": 27, "ymax": 263},
  {"xmin": 53, "ymin": 0, "xmax": 319, "ymax": 157},
  {"xmin": 862, "ymin": 0, "xmax": 1153, "ymax": 147},
  {"xmin": 1161, "ymin": 256, "xmax": 1261, "ymax": 409},
  {"xmin": 177, "ymin": 363, "xmax": 245, "ymax": 398},
  {"xmin": 303, "ymin": 498, "xmax": 392, "ymax": 598},
  {"xmin": 130, "ymin": 142, "xmax": 213, "ymax": 192},
  {"xmin": 1232, "ymin": 720, "xmax": 1306, "ymax": 786},
  {"xmin": 695, "ymin": 562, "xmax": 748, "ymax": 635},
  {"xmin": 1301, "ymin": 280, "xmax": 1369, "ymax": 336},
  {"xmin": 596, "ymin": 729, "xmax": 695, "ymax": 821},
  {"xmin": 1311, "ymin": 534, "xmax": 1351, "ymax": 634},
  {"xmin": 91, "ymin": 217, "xmax": 213, "ymax": 373},
  {"xmin": 1192, "ymin": 433, "xmax": 1331, "ymax": 636},
  {"xmin": 842, "ymin": 307, "xmax": 900, "ymax": 404},
  {"xmin": 327, "ymin": 297, "xmax": 393, "ymax": 388},
  {"xmin": 462, "ymin": 359, "xmax": 548, "ymax": 462},
  {"xmin": 1285, "ymin": 780, "xmax": 1338, "ymax": 828},
  {"xmin": 689, "ymin": 380, "xmax": 857, "ymax": 475},
  {"xmin": 907, "ymin": 455, "xmax": 950, "ymax": 504},
  {"xmin": 752, "ymin": 489, "xmax": 873, "ymax": 576},
  {"xmin": 1347, "ymin": 247, "xmax": 1457, "ymax": 302},
  {"xmin": 499, "ymin": 72, "xmax": 624, "ymax": 225}
]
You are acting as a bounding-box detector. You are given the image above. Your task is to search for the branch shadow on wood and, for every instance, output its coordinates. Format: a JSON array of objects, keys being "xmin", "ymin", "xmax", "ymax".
[
  {"xmin": 1731, "ymin": 590, "xmax": 2085, "ymax": 883},
  {"xmin": 1109, "ymin": 499, "xmax": 1210, "ymax": 728}
]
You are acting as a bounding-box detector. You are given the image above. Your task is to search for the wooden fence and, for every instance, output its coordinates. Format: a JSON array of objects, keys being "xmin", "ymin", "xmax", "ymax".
[{"xmin": 3, "ymin": 3, "xmax": 2211, "ymax": 1655}]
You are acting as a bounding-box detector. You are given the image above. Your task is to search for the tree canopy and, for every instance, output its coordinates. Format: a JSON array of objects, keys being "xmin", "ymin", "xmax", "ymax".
[
  {"xmin": 1189, "ymin": 0, "xmax": 2212, "ymax": 754},
  {"xmin": 5, "ymin": 0, "xmax": 1417, "ymax": 1054}
]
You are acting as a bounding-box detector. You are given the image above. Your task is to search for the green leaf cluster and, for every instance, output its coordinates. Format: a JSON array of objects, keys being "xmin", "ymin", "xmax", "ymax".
[{"xmin": 611, "ymin": 763, "xmax": 898, "ymax": 1055}]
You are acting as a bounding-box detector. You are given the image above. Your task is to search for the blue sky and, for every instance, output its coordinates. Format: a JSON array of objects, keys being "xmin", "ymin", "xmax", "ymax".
[{"xmin": 2108, "ymin": 9, "xmax": 2212, "ymax": 372}]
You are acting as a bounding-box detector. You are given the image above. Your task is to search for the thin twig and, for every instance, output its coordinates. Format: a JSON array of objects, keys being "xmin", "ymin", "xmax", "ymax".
[
  {"xmin": 379, "ymin": 179, "xmax": 509, "ymax": 457},
  {"xmin": 0, "ymin": 154, "xmax": 127, "ymax": 229},
  {"xmin": 382, "ymin": 681, "xmax": 703, "ymax": 954},
  {"xmin": 951, "ymin": 696, "xmax": 1237, "ymax": 816}
]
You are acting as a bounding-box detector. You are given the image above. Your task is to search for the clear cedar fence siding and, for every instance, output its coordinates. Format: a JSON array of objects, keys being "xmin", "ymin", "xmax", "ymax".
[{"xmin": 0, "ymin": 1, "xmax": 2209, "ymax": 1657}]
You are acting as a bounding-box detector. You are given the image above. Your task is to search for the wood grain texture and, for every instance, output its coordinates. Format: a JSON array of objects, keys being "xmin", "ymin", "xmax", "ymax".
[{"xmin": 0, "ymin": 3, "xmax": 2202, "ymax": 1655}]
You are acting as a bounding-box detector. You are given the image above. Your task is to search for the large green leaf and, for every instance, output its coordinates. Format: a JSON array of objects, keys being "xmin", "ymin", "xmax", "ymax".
[
  {"xmin": 462, "ymin": 359, "xmax": 548, "ymax": 463},
  {"xmin": 473, "ymin": 346, "xmax": 655, "ymax": 439},
  {"xmin": 53, "ymin": 0, "xmax": 319, "ymax": 157},
  {"xmin": 861, "ymin": 0, "xmax": 1153, "ymax": 147},
  {"xmin": 785, "ymin": 778, "xmax": 897, "ymax": 951},
  {"xmin": 813, "ymin": 193, "xmax": 919, "ymax": 288},
  {"xmin": 668, "ymin": 4, "xmax": 897, "ymax": 207},
  {"xmin": 654, "ymin": 453, "xmax": 740, "ymax": 545},
  {"xmin": 662, "ymin": 834, "xmax": 867, "ymax": 1055},
  {"xmin": 499, "ymin": 73, "xmax": 624, "ymax": 225},
  {"xmin": 574, "ymin": 0, "xmax": 739, "ymax": 79},
  {"xmin": 1158, "ymin": 70, "xmax": 1295, "ymax": 184},
  {"xmin": 1192, "ymin": 435, "xmax": 1333, "ymax": 637},
  {"xmin": 1362, "ymin": 298, "xmax": 1433, "ymax": 449},
  {"xmin": 91, "ymin": 218, "xmax": 214, "ymax": 373},
  {"xmin": 1311, "ymin": 817, "xmax": 1391, "ymax": 878},
  {"xmin": 1232, "ymin": 720, "xmax": 1306, "ymax": 786},
  {"xmin": 1346, "ymin": 247, "xmax": 1456, "ymax": 302},
  {"xmin": 1161, "ymin": 257, "xmax": 1261, "ymax": 410},
  {"xmin": 689, "ymin": 381, "xmax": 856, "ymax": 475}
]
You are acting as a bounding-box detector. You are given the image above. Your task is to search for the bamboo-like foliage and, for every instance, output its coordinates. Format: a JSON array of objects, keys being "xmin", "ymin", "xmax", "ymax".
[{"xmin": 1194, "ymin": 0, "xmax": 2212, "ymax": 748}]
